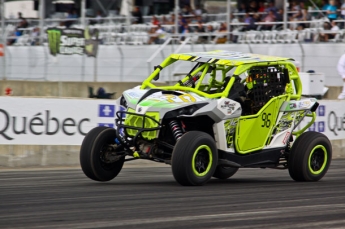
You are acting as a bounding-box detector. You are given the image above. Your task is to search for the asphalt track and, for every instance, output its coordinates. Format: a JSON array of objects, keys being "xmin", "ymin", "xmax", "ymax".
[{"xmin": 0, "ymin": 160, "xmax": 345, "ymax": 229}]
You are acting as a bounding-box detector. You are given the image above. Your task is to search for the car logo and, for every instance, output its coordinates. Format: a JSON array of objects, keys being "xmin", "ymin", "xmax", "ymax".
[{"xmin": 138, "ymin": 107, "xmax": 142, "ymax": 112}]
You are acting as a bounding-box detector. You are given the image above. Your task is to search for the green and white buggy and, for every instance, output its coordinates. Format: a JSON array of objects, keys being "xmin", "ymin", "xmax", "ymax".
[{"xmin": 80, "ymin": 50, "xmax": 332, "ymax": 186}]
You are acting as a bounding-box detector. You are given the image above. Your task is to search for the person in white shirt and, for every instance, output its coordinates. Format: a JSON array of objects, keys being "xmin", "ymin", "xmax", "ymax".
[{"xmin": 337, "ymin": 52, "xmax": 345, "ymax": 99}]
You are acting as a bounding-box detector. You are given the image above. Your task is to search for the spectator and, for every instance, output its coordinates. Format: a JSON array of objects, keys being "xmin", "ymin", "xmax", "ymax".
[
  {"xmin": 206, "ymin": 24, "xmax": 215, "ymax": 41},
  {"xmin": 65, "ymin": 9, "xmax": 78, "ymax": 28},
  {"xmin": 319, "ymin": 21, "xmax": 338, "ymax": 41},
  {"xmin": 247, "ymin": 1, "xmax": 258, "ymax": 13},
  {"xmin": 132, "ymin": 6, "xmax": 143, "ymax": 24},
  {"xmin": 322, "ymin": 0, "xmax": 330, "ymax": 11},
  {"xmin": 95, "ymin": 10, "xmax": 103, "ymax": 23},
  {"xmin": 161, "ymin": 16, "xmax": 169, "ymax": 25},
  {"xmin": 147, "ymin": 24, "xmax": 166, "ymax": 44},
  {"xmin": 266, "ymin": 1, "xmax": 278, "ymax": 17},
  {"xmin": 262, "ymin": 10, "xmax": 276, "ymax": 30},
  {"xmin": 17, "ymin": 12, "xmax": 29, "ymax": 30},
  {"xmin": 195, "ymin": 15, "xmax": 205, "ymax": 23},
  {"xmin": 276, "ymin": 8, "xmax": 284, "ymax": 22},
  {"xmin": 180, "ymin": 22, "xmax": 190, "ymax": 41},
  {"xmin": 329, "ymin": 20, "xmax": 340, "ymax": 39},
  {"xmin": 30, "ymin": 27, "xmax": 40, "ymax": 46},
  {"xmin": 182, "ymin": 4, "xmax": 193, "ymax": 15},
  {"xmin": 151, "ymin": 15, "xmax": 160, "ymax": 26},
  {"xmin": 230, "ymin": 13, "xmax": 241, "ymax": 32},
  {"xmin": 243, "ymin": 13, "xmax": 256, "ymax": 31},
  {"xmin": 237, "ymin": 3, "xmax": 246, "ymax": 20},
  {"xmin": 290, "ymin": 2, "xmax": 303, "ymax": 21},
  {"xmin": 300, "ymin": 2, "xmax": 309, "ymax": 21},
  {"xmin": 178, "ymin": 14, "xmax": 187, "ymax": 33},
  {"xmin": 195, "ymin": 21, "xmax": 207, "ymax": 43},
  {"xmin": 326, "ymin": 0, "xmax": 338, "ymax": 21},
  {"xmin": 337, "ymin": 52, "xmax": 345, "ymax": 99},
  {"xmin": 341, "ymin": 1, "xmax": 345, "ymax": 19},
  {"xmin": 7, "ymin": 12, "xmax": 28, "ymax": 45},
  {"xmin": 258, "ymin": 2, "xmax": 266, "ymax": 13},
  {"xmin": 90, "ymin": 10, "xmax": 103, "ymax": 25},
  {"xmin": 194, "ymin": 4, "xmax": 203, "ymax": 16},
  {"xmin": 167, "ymin": 13, "xmax": 175, "ymax": 25},
  {"xmin": 215, "ymin": 22, "xmax": 227, "ymax": 44},
  {"xmin": 238, "ymin": 3, "xmax": 246, "ymax": 14}
]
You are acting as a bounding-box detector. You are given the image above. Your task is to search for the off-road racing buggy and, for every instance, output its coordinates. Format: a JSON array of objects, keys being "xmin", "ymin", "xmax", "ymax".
[{"xmin": 80, "ymin": 50, "xmax": 332, "ymax": 186}]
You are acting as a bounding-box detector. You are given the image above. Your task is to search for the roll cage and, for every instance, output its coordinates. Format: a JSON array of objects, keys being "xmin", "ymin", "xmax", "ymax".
[{"xmin": 141, "ymin": 55, "xmax": 302, "ymax": 101}]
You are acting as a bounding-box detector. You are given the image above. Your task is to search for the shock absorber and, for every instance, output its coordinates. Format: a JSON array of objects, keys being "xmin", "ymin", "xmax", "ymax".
[{"xmin": 169, "ymin": 120, "xmax": 184, "ymax": 141}]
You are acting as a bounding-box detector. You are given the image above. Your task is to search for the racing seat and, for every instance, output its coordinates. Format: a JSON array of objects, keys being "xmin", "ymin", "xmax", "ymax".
[{"xmin": 244, "ymin": 66, "xmax": 289, "ymax": 115}]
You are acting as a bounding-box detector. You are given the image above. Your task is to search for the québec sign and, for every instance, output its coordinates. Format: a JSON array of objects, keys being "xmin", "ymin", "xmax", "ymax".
[
  {"xmin": 0, "ymin": 97, "xmax": 119, "ymax": 145},
  {"xmin": 297, "ymin": 101, "xmax": 345, "ymax": 140}
]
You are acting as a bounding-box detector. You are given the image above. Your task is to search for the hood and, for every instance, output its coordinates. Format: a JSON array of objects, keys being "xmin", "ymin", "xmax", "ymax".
[{"xmin": 122, "ymin": 88, "xmax": 210, "ymax": 118}]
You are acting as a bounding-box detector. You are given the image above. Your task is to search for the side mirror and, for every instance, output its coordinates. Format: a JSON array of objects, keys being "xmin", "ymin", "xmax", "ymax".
[{"xmin": 153, "ymin": 65, "xmax": 160, "ymax": 81}]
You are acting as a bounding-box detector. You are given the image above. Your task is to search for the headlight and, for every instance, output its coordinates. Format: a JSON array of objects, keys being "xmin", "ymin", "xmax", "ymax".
[{"xmin": 164, "ymin": 103, "xmax": 208, "ymax": 119}]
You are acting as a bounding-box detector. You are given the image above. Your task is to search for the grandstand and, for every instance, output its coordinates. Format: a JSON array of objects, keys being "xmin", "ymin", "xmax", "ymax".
[
  {"xmin": 0, "ymin": 0, "xmax": 344, "ymax": 95},
  {"xmin": 1, "ymin": 0, "xmax": 345, "ymax": 46}
]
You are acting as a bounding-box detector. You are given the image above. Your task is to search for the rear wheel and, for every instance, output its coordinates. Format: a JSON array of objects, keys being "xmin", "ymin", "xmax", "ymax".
[
  {"xmin": 213, "ymin": 166, "xmax": 238, "ymax": 179},
  {"xmin": 80, "ymin": 126, "xmax": 125, "ymax": 182},
  {"xmin": 288, "ymin": 131, "xmax": 332, "ymax": 182},
  {"xmin": 171, "ymin": 131, "xmax": 218, "ymax": 186}
]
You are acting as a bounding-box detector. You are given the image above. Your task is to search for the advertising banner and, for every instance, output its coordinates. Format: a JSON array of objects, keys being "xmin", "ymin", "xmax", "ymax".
[
  {"xmin": 1, "ymin": 98, "xmax": 343, "ymax": 145},
  {"xmin": 297, "ymin": 100, "xmax": 345, "ymax": 140},
  {"xmin": 46, "ymin": 27, "xmax": 99, "ymax": 57},
  {"xmin": 0, "ymin": 97, "xmax": 121, "ymax": 145}
]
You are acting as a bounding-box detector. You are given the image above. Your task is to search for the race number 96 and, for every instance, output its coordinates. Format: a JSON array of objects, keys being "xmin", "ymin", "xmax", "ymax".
[{"xmin": 261, "ymin": 113, "xmax": 271, "ymax": 128}]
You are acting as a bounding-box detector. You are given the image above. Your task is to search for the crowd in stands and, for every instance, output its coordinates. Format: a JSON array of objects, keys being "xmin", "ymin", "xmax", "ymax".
[
  {"xmin": 135, "ymin": 0, "xmax": 345, "ymax": 44},
  {"xmin": 4, "ymin": 0, "xmax": 345, "ymax": 46}
]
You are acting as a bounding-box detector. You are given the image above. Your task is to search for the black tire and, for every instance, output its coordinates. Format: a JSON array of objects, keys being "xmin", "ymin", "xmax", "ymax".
[
  {"xmin": 288, "ymin": 131, "xmax": 332, "ymax": 182},
  {"xmin": 171, "ymin": 131, "xmax": 218, "ymax": 186},
  {"xmin": 213, "ymin": 166, "xmax": 238, "ymax": 179},
  {"xmin": 80, "ymin": 126, "xmax": 125, "ymax": 182}
]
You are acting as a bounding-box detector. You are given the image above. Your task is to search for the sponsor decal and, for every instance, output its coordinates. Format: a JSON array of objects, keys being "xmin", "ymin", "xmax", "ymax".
[
  {"xmin": 220, "ymin": 101, "xmax": 236, "ymax": 114},
  {"xmin": 289, "ymin": 103, "xmax": 296, "ymax": 109},
  {"xmin": 225, "ymin": 119, "xmax": 238, "ymax": 148},
  {"xmin": 298, "ymin": 100, "xmax": 311, "ymax": 108},
  {"xmin": 282, "ymin": 131, "xmax": 290, "ymax": 144}
]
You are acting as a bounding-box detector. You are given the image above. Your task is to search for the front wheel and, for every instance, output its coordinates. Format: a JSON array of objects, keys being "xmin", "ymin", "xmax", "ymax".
[
  {"xmin": 288, "ymin": 131, "xmax": 332, "ymax": 182},
  {"xmin": 80, "ymin": 126, "xmax": 125, "ymax": 182},
  {"xmin": 171, "ymin": 131, "xmax": 218, "ymax": 186}
]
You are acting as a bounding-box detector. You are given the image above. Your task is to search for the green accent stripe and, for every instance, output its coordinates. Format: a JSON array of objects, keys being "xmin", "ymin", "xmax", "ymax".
[
  {"xmin": 308, "ymin": 145, "xmax": 328, "ymax": 175},
  {"xmin": 192, "ymin": 145, "xmax": 213, "ymax": 177}
]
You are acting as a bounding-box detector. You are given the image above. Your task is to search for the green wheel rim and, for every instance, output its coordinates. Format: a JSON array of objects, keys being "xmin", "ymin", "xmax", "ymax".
[
  {"xmin": 308, "ymin": 145, "xmax": 328, "ymax": 175},
  {"xmin": 192, "ymin": 145, "xmax": 213, "ymax": 177}
]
